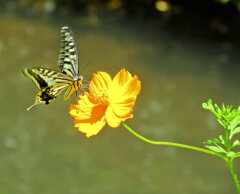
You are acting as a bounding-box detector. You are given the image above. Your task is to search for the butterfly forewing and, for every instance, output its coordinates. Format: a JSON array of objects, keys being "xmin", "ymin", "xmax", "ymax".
[
  {"xmin": 58, "ymin": 26, "xmax": 78, "ymax": 77},
  {"xmin": 23, "ymin": 67, "xmax": 73, "ymax": 89}
]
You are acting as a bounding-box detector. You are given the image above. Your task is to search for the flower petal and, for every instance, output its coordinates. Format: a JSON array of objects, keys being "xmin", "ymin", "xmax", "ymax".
[
  {"xmin": 70, "ymin": 94, "xmax": 108, "ymax": 137},
  {"xmin": 69, "ymin": 95, "xmax": 95, "ymax": 120},
  {"xmin": 105, "ymin": 106, "xmax": 122, "ymax": 128},
  {"xmin": 110, "ymin": 101, "xmax": 135, "ymax": 118},
  {"xmin": 105, "ymin": 106, "xmax": 133, "ymax": 127},
  {"xmin": 74, "ymin": 116, "xmax": 106, "ymax": 137},
  {"xmin": 112, "ymin": 68, "xmax": 133, "ymax": 87},
  {"xmin": 109, "ymin": 69, "xmax": 141, "ymax": 117},
  {"xmin": 112, "ymin": 73, "xmax": 141, "ymax": 99},
  {"xmin": 91, "ymin": 71, "xmax": 112, "ymax": 91}
]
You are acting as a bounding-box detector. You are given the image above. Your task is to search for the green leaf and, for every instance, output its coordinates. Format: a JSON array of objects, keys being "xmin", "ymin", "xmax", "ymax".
[
  {"xmin": 202, "ymin": 103, "xmax": 209, "ymax": 110},
  {"xmin": 235, "ymin": 151, "xmax": 240, "ymax": 157},
  {"xmin": 205, "ymin": 145, "xmax": 226, "ymax": 153},
  {"xmin": 214, "ymin": 103, "xmax": 219, "ymax": 110},
  {"xmin": 230, "ymin": 127, "xmax": 240, "ymax": 139},
  {"xmin": 217, "ymin": 119, "xmax": 225, "ymax": 127},
  {"xmin": 227, "ymin": 151, "xmax": 236, "ymax": 158},
  {"xmin": 203, "ymin": 99, "xmax": 223, "ymax": 118},
  {"xmin": 207, "ymin": 99, "xmax": 212, "ymax": 106},
  {"xmin": 214, "ymin": 104, "xmax": 222, "ymax": 118},
  {"xmin": 216, "ymin": 106, "xmax": 222, "ymax": 115},
  {"xmin": 231, "ymin": 109, "xmax": 238, "ymax": 116},
  {"xmin": 230, "ymin": 115, "xmax": 240, "ymax": 130},
  {"xmin": 208, "ymin": 103, "xmax": 215, "ymax": 112},
  {"xmin": 219, "ymin": 135, "xmax": 226, "ymax": 145},
  {"xmin": 222, "ymin": 104, "xmax": 226, "ymax": 111},
  {"xmin": 204, "ymin": 137, "xmax": 221, "ymax": 144},
  {"xmin": 232, "ymin": 140, "xmax": 240, "ymax": 148},
  {"xmin": 204, "ymin": 140, "xmax": 213, "ymax": 144}
]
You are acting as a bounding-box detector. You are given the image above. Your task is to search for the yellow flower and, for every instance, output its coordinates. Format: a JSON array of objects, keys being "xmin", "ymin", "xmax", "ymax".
[{"xmin": 69, "ymin": 68, "xmax": 141, "ymax": 137}]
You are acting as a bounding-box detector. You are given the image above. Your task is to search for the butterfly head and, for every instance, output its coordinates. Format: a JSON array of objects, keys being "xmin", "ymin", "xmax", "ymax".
[{"xmin": 74, "ymin": 75, "xmax": 83, "ymax": 81}]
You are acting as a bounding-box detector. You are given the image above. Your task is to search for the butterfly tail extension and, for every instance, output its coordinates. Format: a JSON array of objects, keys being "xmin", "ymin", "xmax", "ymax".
[
  {"xmin": 26, "ymin": 89, "xmax": 53, "ymax": 111},
  {"xmin": 27, "ymin": 102, "xmax": 38, "ymax": 111}
]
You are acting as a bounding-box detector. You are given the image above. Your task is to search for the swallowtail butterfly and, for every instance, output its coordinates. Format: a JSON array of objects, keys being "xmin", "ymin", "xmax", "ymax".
[{"xmin": 23, "ymin": 26, "xmax": 83, "ymax": 111}]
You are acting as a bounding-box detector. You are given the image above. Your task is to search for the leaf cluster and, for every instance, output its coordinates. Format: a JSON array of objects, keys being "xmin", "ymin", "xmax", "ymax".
[{"xmin": 202, "ymin": 99, "xmax": 240, "ymax": 159}]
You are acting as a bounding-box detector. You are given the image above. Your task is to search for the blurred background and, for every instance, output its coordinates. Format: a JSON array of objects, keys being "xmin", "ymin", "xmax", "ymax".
[{"xmin": 1, "ymin": 0, "xmax": 240, "ymax": 193}]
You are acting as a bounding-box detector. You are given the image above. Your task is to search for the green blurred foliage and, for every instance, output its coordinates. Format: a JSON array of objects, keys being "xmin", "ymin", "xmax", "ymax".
[{"xmin": 216, "ymin": 0, "xmax": 240, "ymax": 10}]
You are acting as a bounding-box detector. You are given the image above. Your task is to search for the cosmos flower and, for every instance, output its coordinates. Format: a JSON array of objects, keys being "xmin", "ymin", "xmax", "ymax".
[{"xmin": 69, "ymin": 68, "xmax": 141, "ymax": 137}]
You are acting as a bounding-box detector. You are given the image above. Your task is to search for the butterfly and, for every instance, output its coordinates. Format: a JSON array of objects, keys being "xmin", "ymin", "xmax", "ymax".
[{"xmin": 23, "ymin": 26, "xmax": 84, "ymax": 111}]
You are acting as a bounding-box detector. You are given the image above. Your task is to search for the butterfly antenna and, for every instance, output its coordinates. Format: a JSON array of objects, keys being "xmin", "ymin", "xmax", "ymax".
[
  {"xmin": 27, "ymin": 102, "xmax": 38, "ymax": 111},
  {"xmin": 79, "ymin": 57, "xmax": 96, "ymax": 74}
]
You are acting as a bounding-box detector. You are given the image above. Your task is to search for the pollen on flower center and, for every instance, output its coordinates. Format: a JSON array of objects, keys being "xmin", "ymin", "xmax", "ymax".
[{"xmin": 93, "ymin": 89, "xmax": 110, "ymax": 105}]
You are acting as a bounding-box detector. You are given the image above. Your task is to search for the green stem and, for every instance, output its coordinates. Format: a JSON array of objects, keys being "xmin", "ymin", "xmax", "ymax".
[
  {"xmin": 121, "ymin": 122, "xmax": 226, "ymax": 160},
  {"xmin": 121, "ymin": 122, "xmax": 240, "ymax": 192},
  {"xmin": 225, "ymin": 124, "xmax": 231, "ymax": 152},
  {"xmin": 227, "ymin": 159, "xmax": 240, "ymax": 193}
]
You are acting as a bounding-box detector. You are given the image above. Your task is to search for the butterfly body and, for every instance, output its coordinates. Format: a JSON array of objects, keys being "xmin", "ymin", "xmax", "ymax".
[{"xmin": 23, "ymin": 26, "xmax": 83, "ymax": 110}]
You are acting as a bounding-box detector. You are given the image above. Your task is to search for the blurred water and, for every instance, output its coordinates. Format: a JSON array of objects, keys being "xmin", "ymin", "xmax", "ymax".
[{"xmin": 0, "ymin": 11, "xmax": 239, "ymax": 194}]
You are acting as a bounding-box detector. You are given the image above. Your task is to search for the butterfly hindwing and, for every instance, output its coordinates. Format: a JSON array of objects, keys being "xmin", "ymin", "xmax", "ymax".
[
  {"xmin": 37, "ymin": 83, "xmax": 69, "ymax": 103},
  {"xmin": 25, "ymin": 83, "xmax": 70, "ymax": 111},
  {"xmin": 58, "ymin": 26, "xmax": 78, "ymax": 77},
  {"xmin": 23, "ymin": 68, "xmax": 75, "ymax": 110}
]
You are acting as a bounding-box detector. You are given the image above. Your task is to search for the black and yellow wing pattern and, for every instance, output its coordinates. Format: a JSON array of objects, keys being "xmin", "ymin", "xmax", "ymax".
[
  {"xmin": 23, "ymin": 26, "xmax": 83, "ymax": 111},
  {"xmin": 58, "ymin": 26, "xmax": 79, "ymax": 77}
]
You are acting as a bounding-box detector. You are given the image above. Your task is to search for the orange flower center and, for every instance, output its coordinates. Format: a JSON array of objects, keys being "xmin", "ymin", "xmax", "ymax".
[{"xmin": 91, "ymin": 89, "xmax": 110, "ymax": 106}]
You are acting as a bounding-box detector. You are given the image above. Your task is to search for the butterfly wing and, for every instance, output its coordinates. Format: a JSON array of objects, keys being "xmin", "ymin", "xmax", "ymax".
[
  {"xmin": 35, "ymin": 83, "xmax": 69, "ymax": 104},
  {"xmin": 23, "ymin": 67, "xmax": 74, "ymax": 110},
  {"xmin": 22, "ymin": 67, "xmax": 73, "ymax": 89},
  {"xmin": 22, "ymin": 27, "xmax": 81, "ymax": 111},
  {"xmin": 25, "ymin": 83, "xmax": 71, "ymax": 111},
  {"xmin": 58, "ymin": 26, "xmax": 79, "ymax": 78}
]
